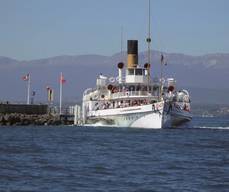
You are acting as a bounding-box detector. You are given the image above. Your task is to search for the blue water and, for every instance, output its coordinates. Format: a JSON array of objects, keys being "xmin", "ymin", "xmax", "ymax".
[{"xmin": 0, "ymin": 117, "xmax": 229, "ymax": 192}]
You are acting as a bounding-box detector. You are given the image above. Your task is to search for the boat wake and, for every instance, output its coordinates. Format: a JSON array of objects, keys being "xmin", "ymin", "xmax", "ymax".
[
  {"xmin": 85, "ymin": 123, "xmax": 115, "ymax": 128},
  {"xmin": 193, "ymin": 126, "xmax": 229, "ymax": 130}
]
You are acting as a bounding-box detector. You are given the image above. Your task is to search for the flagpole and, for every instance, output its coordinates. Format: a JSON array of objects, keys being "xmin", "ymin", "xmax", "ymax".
[
  {"xmin": 59, "ymin": 72, "xmax": 62, "ymax": 115},
  {"xmin": 146, "ymin": 0, "xmax": 151, "ymax": 91},
  {"xmin": 27, "ymin": 74, "xmax": 31, "ymax": 105}
]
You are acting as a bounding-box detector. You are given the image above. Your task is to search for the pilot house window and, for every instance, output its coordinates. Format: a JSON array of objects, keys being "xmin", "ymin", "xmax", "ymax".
[
  {"xmin": 128, "ymin": 69, "xmax": 134, "ymax": 75},
  {"xmin": 135, "ymin": 69, "xmax": 143, "ymax": 76}
]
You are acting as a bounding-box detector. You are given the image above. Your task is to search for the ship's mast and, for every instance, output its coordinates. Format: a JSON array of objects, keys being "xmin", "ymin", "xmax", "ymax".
[
  {"xmin": 146, "ymin": 0, "xmax": 151, "ymax": 89},
  {"xmin": 121, "ymin": 26, "xmax": 124, "ymax": 63},
  {"xmin": 160, "ymin": 54, "xmax": 164, "ymax": 100}
]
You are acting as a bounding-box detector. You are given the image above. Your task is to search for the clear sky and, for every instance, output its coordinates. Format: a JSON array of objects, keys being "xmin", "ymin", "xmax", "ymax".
[{"xmin": 0, "ymin": 0, "xmax": 228, "ymax": 60}]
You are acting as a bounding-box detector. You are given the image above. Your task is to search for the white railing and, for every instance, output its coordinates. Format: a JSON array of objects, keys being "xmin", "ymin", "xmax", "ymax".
[{"xmin": 111, "ymin": 91, "xmax": 151, "ymax": 99}]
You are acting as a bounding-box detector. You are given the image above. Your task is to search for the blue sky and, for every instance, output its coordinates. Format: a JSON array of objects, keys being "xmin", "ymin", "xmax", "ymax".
[{"xmin": 0, "ymin": 0, "xmax": 229, "ymax": 60}]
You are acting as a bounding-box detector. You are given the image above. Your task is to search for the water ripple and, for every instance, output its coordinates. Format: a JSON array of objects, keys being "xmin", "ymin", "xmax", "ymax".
[{"xmin": 0, "ymin": 117, "xmax": 229, "ymax": 191}]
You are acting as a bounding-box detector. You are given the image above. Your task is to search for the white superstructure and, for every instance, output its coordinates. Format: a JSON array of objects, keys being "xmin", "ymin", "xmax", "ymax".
[{"xmin": 77, "ymin": 40, "xmax": 192, "ymax": 129}]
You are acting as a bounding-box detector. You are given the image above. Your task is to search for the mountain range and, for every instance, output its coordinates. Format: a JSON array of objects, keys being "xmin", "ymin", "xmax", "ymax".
[{"xmin": 0, "ymin": 51, "xmax": 229, "ymax": 104}]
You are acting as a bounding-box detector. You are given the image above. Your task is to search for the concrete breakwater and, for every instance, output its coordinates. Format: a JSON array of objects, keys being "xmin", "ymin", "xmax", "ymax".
[
  {"xmin": 0, "ymin": 103, "xmax": 74, "ymax": 126},
  {"xmin": 0, "ymin": 113, "xmax": 62, "ymax": 126},
  {"xmin": 0, "ymin": 103, "xmax": 48, "ymax": 115}
]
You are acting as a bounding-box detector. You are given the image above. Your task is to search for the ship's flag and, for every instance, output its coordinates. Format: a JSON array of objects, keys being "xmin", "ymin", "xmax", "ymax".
[
  {"xmin": 48, "ymin": 89, "xmax": 54, "ymax": 102},
  {"xmin": 60, "ymin": 73, "xmax": 66, "ymax": 84},
  {"xmin": 160, "ymin": 54, "xmax": 164, "ymax": 64},
  {"xmin": 46, "ymin": 86, "xmax": 54, "ymax": 102},
  {"xmin": 160, "ymin": 54, "xmax": 167, "ymax": 66},
  {"xmin": 22, "ymin": 74, "xmax": 30, "ymax": 81}
]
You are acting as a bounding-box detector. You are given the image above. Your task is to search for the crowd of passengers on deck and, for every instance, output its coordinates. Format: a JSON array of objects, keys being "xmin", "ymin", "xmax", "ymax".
[
  {"xmin": 94, "ymin": 99, "xmax": 151, "ymax": 110},
  {"xmin": 109, "ymin": 85, "xmax": 152, "ymax": 94}
]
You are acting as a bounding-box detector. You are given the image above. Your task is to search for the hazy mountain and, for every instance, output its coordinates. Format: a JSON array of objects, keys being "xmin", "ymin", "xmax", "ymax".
[{"xmin": 0, "ymin": 51, "xmax": 229, "ymax": 104}]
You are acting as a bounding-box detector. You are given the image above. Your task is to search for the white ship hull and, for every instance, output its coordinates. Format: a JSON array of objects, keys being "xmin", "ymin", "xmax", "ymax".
[
  {"xmin": 86, "ymin": 112, "xmax": 165, "ymax": 129},
  {"xmin": 82, "ymin": 101, "xmax": 190, "ymax": 129}
]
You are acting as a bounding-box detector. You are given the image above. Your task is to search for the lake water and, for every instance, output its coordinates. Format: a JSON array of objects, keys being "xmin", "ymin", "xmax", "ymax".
[{"xmin": 0, "ymin": 116, "xmax": 229, "ymax": 191}]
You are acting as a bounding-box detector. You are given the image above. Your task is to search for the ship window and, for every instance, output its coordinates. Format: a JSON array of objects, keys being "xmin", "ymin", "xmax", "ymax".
[
  {"xmin": 142, "ymin": 86, "xmax": 147, "ymax": 91},
  {"xmin": 129, "ymin": 86, "xmax": 135, "ymax": 91},
  {"xmin": 135, "ymin": 69, "xmax": 143, "ymax": 76},
  {"xmin": 128, "ymin": 69, "xmax": 134, "ymax": 75}
]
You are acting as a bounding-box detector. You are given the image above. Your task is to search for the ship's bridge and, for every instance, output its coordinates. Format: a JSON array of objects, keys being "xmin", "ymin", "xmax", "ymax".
[{"xmin": 125, "ymin": 67, "xmax": 149, "ymax": 84}]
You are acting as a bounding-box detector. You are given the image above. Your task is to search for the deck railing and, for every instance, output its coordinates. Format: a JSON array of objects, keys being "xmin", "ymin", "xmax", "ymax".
[{"xmin": 111, "ymin": 91, "xmax": 151, "ymax": 99}]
